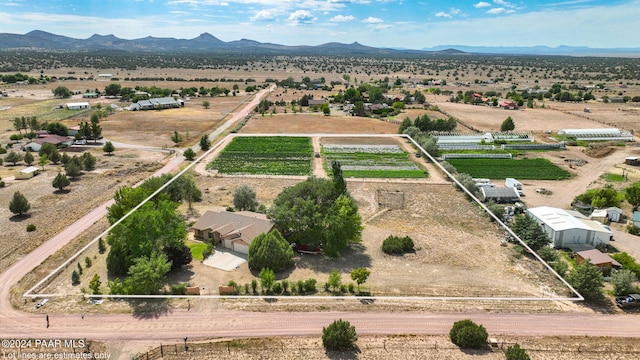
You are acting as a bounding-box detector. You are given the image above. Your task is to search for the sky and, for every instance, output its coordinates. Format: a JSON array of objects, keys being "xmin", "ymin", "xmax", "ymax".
[{"xmin": 0, "ymin": 0, "xmax": 638, "ymax": 49}]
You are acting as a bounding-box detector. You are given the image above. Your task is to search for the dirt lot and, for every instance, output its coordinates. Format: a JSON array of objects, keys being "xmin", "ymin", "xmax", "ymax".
[
  {"xmin": 149, "ymin": 335, "xmax": 640, "ymax": 360},
  {"xmin": 240, "ymin": 113, "xmax": 399, "ymax": 134}
]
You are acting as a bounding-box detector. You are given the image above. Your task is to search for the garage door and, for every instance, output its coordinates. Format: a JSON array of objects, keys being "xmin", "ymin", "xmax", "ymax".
[{"xmin": 233, "ymin": 243, "xmax": 249, "ymax": 255}]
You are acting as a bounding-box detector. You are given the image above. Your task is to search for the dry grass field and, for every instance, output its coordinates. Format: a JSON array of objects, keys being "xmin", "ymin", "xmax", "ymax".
[
  {"xmin": 149, "ymin": 335, "xmax": 640, "ymax": 360},
  {"xmin": 3, "ymin": 58, "xmax": 640, "ymax": 359}
]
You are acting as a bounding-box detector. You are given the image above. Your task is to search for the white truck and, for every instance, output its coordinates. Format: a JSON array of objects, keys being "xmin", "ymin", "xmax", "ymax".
[{"xmin": 505, "ymin": 178, "xmax": 524, "ymax": 196}]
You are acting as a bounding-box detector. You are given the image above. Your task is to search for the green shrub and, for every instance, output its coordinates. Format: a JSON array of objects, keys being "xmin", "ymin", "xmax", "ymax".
[
  {"xmin": 171, "ymin": 283, "xmax": 187, "ymax": 295},
  {"xmin": 98, "ymin": 237, "xmax": 106, "ymax": 254},
  {"xmin": 272, "ymin": 282, "xmax": 283, "ymax": 294},
  {"xmin": 251, "ymin": 279, "xmax": 258, "ymax": 294},
  {"xmin": 26, "ymin": 224, "xmax": 36, "ymax": 232},
  {"xmin": 322, "ymin": 319, "xmax": 357, "ymax": 351},
  {"xmin": 0, "ymin": 181, "xmax": 5, "ymax": 188},
  {"xmin": 506, "ymin": 344, "xmax": 530, "ymax": 360},
  {"xmin": 348, "ymin": 283, "xmax": 355, "ymax": 293},
  {"xmin": 71, "ymin": 270, "xmax": 80, "ymax": 285},
  {"xmin": 84, "ymin": 256, "xmax": 92, "ymax": 268},
  {"xmin": 381, "ymin": 235, "xmax": 415, "ymax": 255},
  {"xmin": 202, "ymin": 243, "xmax": 214, "ymax": 260},
  {"xmin": 297, "ymin": 280, "xmax": 304, "ymax": 294},
  {"xmin": 449, "ymin": 319, "xmax": 488, "ymax": 349},
  {"xmin": 627, "ymin": 225, "xmax": 640, "ymax": 236},
  {"xmin": 303, "ymin": 278, "xmax": 317, "ymax": 294}
]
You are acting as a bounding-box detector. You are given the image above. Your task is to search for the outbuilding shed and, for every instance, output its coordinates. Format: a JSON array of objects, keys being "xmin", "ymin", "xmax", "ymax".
[
  {"xmin": 15, "ymin": 166, "xmax": 40, "ymax": 180},
  {"xmin": 480, "ymin": 187, "xmax": 520, "ymax": 203},
  {"xmin": 66, "ymin": 102, "xmax": 90, "ymax": 110},
  {"xmin": 575, "ymin": 249, "xmax": 621, "ymax": 271},
  {"xmin": 527, "ymin": 206, "xmax": 612, "ymax": 249}
]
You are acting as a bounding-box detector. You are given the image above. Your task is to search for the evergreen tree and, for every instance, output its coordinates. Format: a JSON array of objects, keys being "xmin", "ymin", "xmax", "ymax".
[
  {"xmin": 500, "ymin": 116, "xmax": 515, "ymax": 132},
  {"xmin": 183, "ymin": 148, "xmax": 196, "ymax": 161},
  {"xmin": 52, "ymin": 172, "xmax": 70, "ymax": 191},
  {"xmin": 103, "ymin": 141, "xmax": 115, "ymax": 155},
  {"xmin": 331, "ymin": 161, "xmax": 348, "ymax": 196},
  {"xmin": 9, "ymin": 191, "xmax": 31, "ymax": 216},
  {"xmin": 23, "ymin": 150, "xmax": 34, "ymax": 166},
  {"xmin": 199, "ymin": 135, "xmax": 211, "ymax": 151}
]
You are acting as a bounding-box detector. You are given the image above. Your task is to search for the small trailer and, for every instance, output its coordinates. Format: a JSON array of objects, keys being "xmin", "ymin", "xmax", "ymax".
[{"xmin": 616, "ymin": 294, "xmax": 640, "ymax": 309}]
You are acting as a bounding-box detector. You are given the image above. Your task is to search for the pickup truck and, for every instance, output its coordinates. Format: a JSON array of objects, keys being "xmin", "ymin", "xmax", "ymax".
[{"xmin": 616, "ymin": 294, "xmax": 640, "ymax": 309}]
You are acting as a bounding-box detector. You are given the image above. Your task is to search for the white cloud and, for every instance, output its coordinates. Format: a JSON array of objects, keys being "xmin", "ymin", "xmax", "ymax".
[
  {"xmin": 288, "ymin": 10, "xmax": 316, "ymax": 25},
  {"xmin": 330, "ymin": 15, "xmax": 356, "ymax": 22},
  {"xmin": 493, "ymin": 0, "xmax": 515, "ymax": 8},
  {"xmin": 474, "ymin": 2, "xmax": 491, "ymax": 8},
  {"xmin": 362, "ymin": 16, "xmax": 383, "ymax": 23},
  {"xmin": 435, "ymin": 8, "xmax": 461, "ymax": 18},
  {"xmin": 251, "ymin": 10, "xmax": 276, "ymax": 21},
  {"xmin": 220, "ymin": 2, "xmax": 228, "ymax": 5},
  {"xmin": 487, "ymin": 7, "xmax": 506, "ymax": 14}
]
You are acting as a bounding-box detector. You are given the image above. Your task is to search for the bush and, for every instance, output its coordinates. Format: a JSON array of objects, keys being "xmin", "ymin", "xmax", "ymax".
[
  {"xmin": 449, "ymin": 319, "xmax": 488, "ymax": 349},
  {"xmin": 348, "ymin": 283, "xmax": 355, "ymax": 293},
  {"xmin": 381, "ymin": 235, "xmax": 415, "ymax": 255},
  {"xmin": 202, "ymin": 243, "xmax": 214, "ymax": 260},
  {"xmin": 84, "ymin": 256, "xmax": 92, "ymax": 268},
  {"xmin": 304, "ymin": 278, "xmax": 317, "ymax": 294},
  {"xmin": 506, "ymin": 344, "xmax": 530, "ymax": 360},
  {"xmin": 98, "ymin": 237, "xmax": 106, "ymax": 254},
  {"xmin": 71, "ymin": 270, "xmax": 80, "ymax": 285},
  {"xmin": 272, "ymin": 282, "xmax": 283, "ymax": 295},
  {"xmin": 322, "ymin": 319, "xmax": 357, "ymax": 351},
  {"xmin": 627, "ymin": 225, "xmax": 640, "ymax": 236},
  {"xmin": 171, "ymin": 283, "xmax": 187, "ymax": 295},
  {"xmin": 26, "ymin": 224, "xmax": 36, "ymax": 232}
]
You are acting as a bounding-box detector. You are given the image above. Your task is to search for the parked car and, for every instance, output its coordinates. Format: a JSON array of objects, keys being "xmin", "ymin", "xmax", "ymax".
[{"xmin": 616, "ymin": 294, "xmax": 640, "ymax": 309}]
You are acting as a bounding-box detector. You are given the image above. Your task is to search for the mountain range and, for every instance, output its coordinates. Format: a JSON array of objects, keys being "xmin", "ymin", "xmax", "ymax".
[{"xmin": 0, "ymin": 30, "xmax": 638, "ymax": 57}]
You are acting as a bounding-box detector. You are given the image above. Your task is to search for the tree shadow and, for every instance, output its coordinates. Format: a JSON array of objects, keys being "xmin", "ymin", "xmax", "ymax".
[
  {"xmin": 459, "ymin": 347, "xmax": 493, "ymax": 356},
  {"xmin": 53, "ymin": 189, "xmax": 71, "ymax": 195},
  {"xmin": 324, "ymin": 346, "xmax": 361, "ymax": 360},
  {"xmin": 130, "ymin": 298, "xmax": 172, "ymax": 319},
  {"xmin": 9, "ymin": 214, "xmax": 31, "ymax": 223},
  {"xmin": 292, "ymin": 243, "xmax": 372, "ymax": 274}
]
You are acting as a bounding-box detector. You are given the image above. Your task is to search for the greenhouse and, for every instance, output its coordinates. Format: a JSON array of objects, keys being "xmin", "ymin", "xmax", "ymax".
[{"xmin": 557, "ymin": 128, "xmax": 633, "ymax": 142}]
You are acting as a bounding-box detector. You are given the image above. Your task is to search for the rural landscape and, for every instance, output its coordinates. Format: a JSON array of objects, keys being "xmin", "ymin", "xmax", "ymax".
[{"xmin": 2, "ymin": 31, "xmax": 640, "ymax": 360}]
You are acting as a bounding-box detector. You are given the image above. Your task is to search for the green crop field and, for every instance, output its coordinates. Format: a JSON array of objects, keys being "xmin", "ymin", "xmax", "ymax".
[
  {"xmin": 206, "ymin": 136, "xmax": 312, "ymax": 175},
  {"xmin": 323, "ymin": 144, "xmax": 428, "ymax": 179},
  {"xmin": 446, "ymin": 158, "xmax": 571, "ymax": 180}
]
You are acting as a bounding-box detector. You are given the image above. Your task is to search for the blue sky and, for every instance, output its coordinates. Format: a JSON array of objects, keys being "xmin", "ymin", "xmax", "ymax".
[{"xmin": 0, "ymin": 0, "xmax": 637, "ymax": 49}]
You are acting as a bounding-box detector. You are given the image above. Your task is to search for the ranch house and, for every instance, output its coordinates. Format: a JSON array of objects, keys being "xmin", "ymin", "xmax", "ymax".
[{"xmin": 192, "ymin": 210, "xmax": 274, "ymax": 255}]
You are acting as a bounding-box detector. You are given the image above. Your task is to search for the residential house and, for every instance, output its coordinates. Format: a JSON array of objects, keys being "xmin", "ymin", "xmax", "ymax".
[
  {"xmin": 499, "ymin": 100, "xmax": 518, "ymax": 110},
  {"xmin": 192, "ymin": 211, "xmax": 274, "ymax": 255},
  {"xmin": 128, "ymin": 97, "xmax": 183, "ymax": 111},
  {"xmin": 22, "ymin": 135, "xmax": 74, "ymax": 152},
  {"xmin": 575, "ymin": 249, "xmax": 622, "ymax": 272}
]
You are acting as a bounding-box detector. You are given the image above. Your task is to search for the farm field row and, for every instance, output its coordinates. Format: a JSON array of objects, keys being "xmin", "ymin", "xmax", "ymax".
[
  {"xmin": 323, "ymin": 144, "xmax": 428, "ymax": 179},
  {"xmin": 446, "ymin": 158, "xmax": 572, "ymax": 180},
  {"xmin": 206, "ymin": 136, "xmax": 313, "ymax": 175}
]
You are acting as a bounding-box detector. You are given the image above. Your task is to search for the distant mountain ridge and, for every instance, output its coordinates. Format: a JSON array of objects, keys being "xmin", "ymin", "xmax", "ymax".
[
  {"xmin": 423, "ymin": 44, "xmax": 640, "ymax": 56},
  {"xmin": 0, "ymin": 30, "xmax": 638, "ymax": 56}
]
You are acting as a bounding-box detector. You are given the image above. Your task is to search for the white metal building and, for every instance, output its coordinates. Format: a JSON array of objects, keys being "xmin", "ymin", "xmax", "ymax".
[{"xmin": 526, "ymin": 206, "xmax": 612, "ymax": 249}]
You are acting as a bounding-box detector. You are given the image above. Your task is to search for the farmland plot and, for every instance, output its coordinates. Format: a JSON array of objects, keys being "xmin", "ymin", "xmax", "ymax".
[
  {"xmin": 206, "ymin": 136, "xmax": 313, "ymax": 175},
  {"xmin": 323, "ymin": 144, "xmax": 427, "ymax": 178},
  {"xmin": 446, "ymin": 158, "xmax": 571, "ymax": 180}
]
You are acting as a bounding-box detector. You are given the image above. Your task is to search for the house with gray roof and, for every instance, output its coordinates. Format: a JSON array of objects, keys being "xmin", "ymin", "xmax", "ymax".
[{"xmin": 128, "ymin": 96, "xmax": 183, "ymax": 111}]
